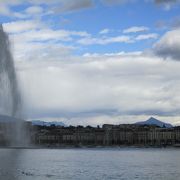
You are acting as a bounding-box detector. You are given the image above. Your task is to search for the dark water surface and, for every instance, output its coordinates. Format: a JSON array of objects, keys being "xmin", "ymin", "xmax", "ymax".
[{"xmin": 0, "ymin": 148, "xmax": 180, "ymax": 180}]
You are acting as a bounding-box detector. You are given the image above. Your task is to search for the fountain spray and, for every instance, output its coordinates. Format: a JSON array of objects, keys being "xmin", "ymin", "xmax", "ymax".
[{"xmin": 0, "ymin": 24, "xmax": 29, "ymax": 147}]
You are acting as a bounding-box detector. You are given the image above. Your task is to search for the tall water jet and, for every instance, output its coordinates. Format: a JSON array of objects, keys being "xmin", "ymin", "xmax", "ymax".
[{"xmin": 0, "ymin": 24, "xmax": 28, "ymax": 147}]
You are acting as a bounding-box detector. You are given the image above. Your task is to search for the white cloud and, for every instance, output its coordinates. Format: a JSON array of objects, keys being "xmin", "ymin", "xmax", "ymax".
[
  {"xmin": 153, "ymin": 29, "xmax": 180, "ymax": 60},
  {"xmin": 123, "ymin": 26, "xmax": 149, "ymax": 33},
  {"xmin": 25, "ymin": 6, "xmax": 44, "ymax": 14},
  {"xmin": 3, "ymin": 20, "xmax": 43, "ymax": 34},
  {"xmin": 78, "ymin": 35, "xmax": 132, "ymax": 45},
  {"xmin": 2, "ymin": 21, "xmax": 179, "ymax": 125},
  {"xmin": 14, "ymin": 51, "xmax": 180, "ymax": 125},
  {"xmin": 2, "ymin": 20, "xmax": 88, "ymax": 64},
  {"xmin": 13, "ymin": 42, "xmax": 75, "ymax": 62},
  {"xmin": 1, "ymin": 0, "xmax": 180, "ymax": 126},
  {"xmin": 11, "ymin": 29, "xmax": 88, "ymax": 43},
  {"xmin": 0, "ymin": 0, "xmax": 28, "ymax": 17},
  {"xmin": 78, "ymin": 32, "xmax": 159, "ymax": 45},
  {"xmin": 135, "ymin": 33, "xmax": 158, "ymax": 40},
  {"xmin": 0, "ymin": 0, "xmax": 94, "ymax": 18},
  {"xmin": 83, "ymin": 51, "xmax": 142, "ymax": 57},
  {"xmin": 99, "ymin": 28, "xmax": 111, "ymax": 34}
]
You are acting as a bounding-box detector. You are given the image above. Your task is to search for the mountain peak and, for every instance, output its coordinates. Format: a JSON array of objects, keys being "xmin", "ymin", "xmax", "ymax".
[
  {"xmin": 148, "ymin": 117, "xmax": 157, "ymax": 121},
  {"xmin": 136, "ymin": 117, "xmax": 173, "ymax": 128},
  {"xmin": 147, "ymin": 117, "xmax": 160, "ymax": 123}
]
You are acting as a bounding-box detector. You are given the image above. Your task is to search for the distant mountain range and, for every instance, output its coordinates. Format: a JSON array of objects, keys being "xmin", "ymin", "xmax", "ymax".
[
  {"xmin": 0, "ymin": 114, "xmax": 173, "ymax": 128},
  {"xmin": 32, "ymin": 117, "xmax": 172, "ymax": 128},
  {"xmin": 135, "ymin": 117, "xmax": 173, "ymax": 128},
  {"xmin": 0, "ymin": 115, "xmax": 66, "ymax": 127},
  {"xmin": 31, "ymin": 120, "xmax": 66, "ymax": 127}
]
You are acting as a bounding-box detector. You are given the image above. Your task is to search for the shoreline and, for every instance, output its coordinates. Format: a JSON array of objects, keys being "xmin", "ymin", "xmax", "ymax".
[{"xmin": 0, "ymin": 144, "xmax": 180, "ymax": 150}]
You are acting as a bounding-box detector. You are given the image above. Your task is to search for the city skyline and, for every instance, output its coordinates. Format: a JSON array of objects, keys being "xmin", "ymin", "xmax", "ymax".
[{"xmin": 0, "ymin": 0, "xmax": 180, "ymax": 126}]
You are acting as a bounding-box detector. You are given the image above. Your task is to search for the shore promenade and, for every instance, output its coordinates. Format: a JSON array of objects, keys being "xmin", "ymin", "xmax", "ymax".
[{"xmin": 31, "ymin": 124, "xmax": 180, "ymax": 147}]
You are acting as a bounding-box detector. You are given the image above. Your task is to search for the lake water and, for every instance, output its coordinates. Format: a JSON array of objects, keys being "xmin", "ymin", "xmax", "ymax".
[{"xmin": 0, "ymin": 148, "xmax": 180, "ymax": 180}]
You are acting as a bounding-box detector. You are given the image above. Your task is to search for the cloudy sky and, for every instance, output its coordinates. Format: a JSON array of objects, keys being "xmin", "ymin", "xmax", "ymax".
[{"xmin": 1, "ymin": 0, "xmax": 180, "ymax": 126}]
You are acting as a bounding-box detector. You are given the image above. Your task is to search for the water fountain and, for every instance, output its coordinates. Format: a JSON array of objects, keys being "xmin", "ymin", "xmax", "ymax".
[{"xmin": 0, "ymin": 24, "xmax": 29, "ymax": 147}]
